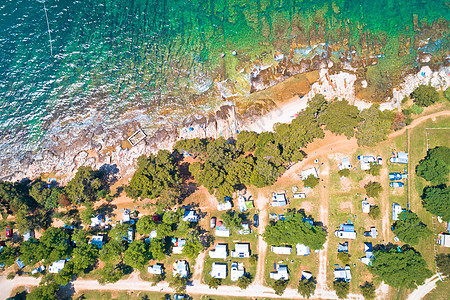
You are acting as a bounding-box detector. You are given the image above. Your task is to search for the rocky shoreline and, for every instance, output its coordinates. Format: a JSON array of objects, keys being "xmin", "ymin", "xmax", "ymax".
[{"xmin": 1, "ymin": 65, "xmax": 449, "ymax": 184}]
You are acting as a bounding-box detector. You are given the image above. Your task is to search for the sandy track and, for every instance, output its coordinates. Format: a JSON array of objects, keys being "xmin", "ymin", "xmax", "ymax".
[
  {"xmin": 406, "ymin": 275, "xmax": 446, "ymax": 300},
  {"xmin": 253, "ymin": 192, "xmax": 269, "ymax": 286},
  {"xmin": 380, "ymin": 166, "xmax": 391, "ymax": 243}
]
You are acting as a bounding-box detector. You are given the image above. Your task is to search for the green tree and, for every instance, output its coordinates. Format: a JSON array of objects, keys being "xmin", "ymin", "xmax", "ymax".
[
  {"xmin": 416, "ymin": 157, "xmax": 449, "ymax": 185},
  {"xmin": 29, "ymin": 182, "xmax": 61, "ymax": 210},
  {"xmin": 125, "ymin": 151, "xmax": 181, "ymax": 200},
  {"xmin": 369, "ymin": 246, "xmax": 432, "ymax": 289},
  {"xmin": 208, "ymin": 277, "xmax": 221, "ymax": 289},
  {"xmin": 124, "ymin": 241, "xmax": 150, "ymax": 270},
  {"xmin": 81, "ymin": 202, "xmax": 96, "ymax": 226},
  {"xmin": 270, "ymin": 279, "xmax": 289, "ymax": 296},
  {"xmin": 99, "ymin": 240, "xmax": 124, "ymax": 264},
  {"xmin": 364, "ymin": 182, "xmax": 382, "ymax": 198},
  {"xmin": 55, "ymin": 261, "xmax": 75, "ymax": 285},
  {"xmin": 297, "ymin": 277, "xmax": 316, "ymax": 298},
  {"xmin": 136, "ymin": 215, "xmax": 157, "ymax": 235},
  {"xmin": 333, "ymin": 281, "xmax": 350, "ymax": 299},
  {"xmin": 148, "ymin": 239, "xmax": 166, "ymax": 261},
  {"xmin": 263, "ymin": 213, "xmax": 326, "ymax": 250},
  {"xmin": 392, "ymin": 211, "xmax": 432, "ymax": 245},
  {"xmin": 237, "ymin": 131, "xmax": 259, "ymax": 152},
  {"xmin": 369, "ymin": 206, "xmax": 381, "ymax": 219},
  {"xmin": 356, "ymin": 105, "xmax": 394, "ymax": 147},
  {"xmin": 306, "ymin": 93, "xmax": 328, "ymax": 117},
  {"xmin": 72, "ymin": 229, "xmax": 89, "ymax": 245},
  {"xmin": 20, "ymin": 240, "xmax": 40, "ymax": 266},
  {"xmin": 108, "ymin": 224, "xmax": 130, "ymax": 242},
  {"xmin": 337, "ymin": 252, "xmax": 350, "ymax": 265},
  {"xmin": 71, "ymin": 243, "xmax": 99, "ymax": 274},
  {"xmin": 436, "ymin": 254, "xmax": 450, "ymax": 276},
  {"xmin": 0, "ymin": 246, "xmax": 17, "ymax": 268},
  {"xmin": 237, "ymin": 275, "xmax": 252, "ymax": 290},
  {"xmin": 319, "ymin": 100, "xmax": 361, "ymax": 138},
  {"xmin": 360, "ymin": 282, "xmax": 376, "ymax": 300},
  {"xmin": 338, "ymin": 169, "xmax": 350, "ymax": 177},
  {"xmin": 220, "ymin": 210, "xmax": 245, "ymax": 231},
  {"xmin": 98, "ymin": 263, "xmax": 124, "ymax": 284},
  {"xmin": 182, "ymin": 240, "xmax": 203, "ymax": 260},
  {"xmin": 206, "ymin": 138, "xmax": 237, "ymax": 167},
  {"xmin": 26, "ymin": 277, "xmax": 59, "ymax": 300},
  {"xmin": 65, "ymin": 166, "xmax": 102, "ymax": 204},
  {"xmin": 169, "ymin": 275, "xmax": 188, "ymax": 293},
  {"xmin": 421, "ymin": 185, "xmax": 450, "ymax": 221},
  {"xmin": 303, "ymin": 175, "xmax": 319, "ymax": 188},
  {"xmin": 38, "ymin": 227, "xmax": 72, "ymax": 264},
  {"xmin": 174, "ymin": 138, "xmax": 208, "ymax": 158},
  {"xmin": 410, "ymin": 85, "xmax": 439, "ymax": 107},
  {"xmin": 367, "ymin": 162, "xmax": 381, "ymax": 176}
]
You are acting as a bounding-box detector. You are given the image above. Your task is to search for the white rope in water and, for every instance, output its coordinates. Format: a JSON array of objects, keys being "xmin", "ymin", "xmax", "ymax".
[{"xmin": 41, "ymin": 0, "xmax": 53, "ymax": 56}]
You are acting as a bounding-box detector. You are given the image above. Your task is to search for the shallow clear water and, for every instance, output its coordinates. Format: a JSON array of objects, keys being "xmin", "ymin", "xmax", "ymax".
[{"xmin": 0, "ymin": 0, "xmax": 448, "ymax": 158}]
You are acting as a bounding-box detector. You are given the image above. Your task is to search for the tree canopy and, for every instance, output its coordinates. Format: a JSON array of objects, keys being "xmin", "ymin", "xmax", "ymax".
[
  {"xmin": 263, "ymin": 213, "xmax": 326, "ymax": 250},
  {"xmin": 333, "ymin": 281, "xmax": 349, "ymax": 299},
  {"xmin": 297, "ymin": 277, "xmax": 316, "ymax": 298},
  {"xmin": 421, "ymin": 185, "xmax": 450, "ymax": 221},
  {"xmin": 356, "ymin": 105, "xmax": 395, "ymax": 147},
  {"xmin": 436, "ymin": 254, "xmax": 450, "ymax": 276},
  {"xmin": 410, "ymin": 85, "xmax": 439, "ymax": 107},
  {"xmin": 65, "ymin": 166, "xmax": 103, "ymax": 204},
  {"xmin": 369, "ymin": 246, "xmax": 432, "ymax": 289},
  {"xmin": 124, "ymin": 241, "xmax": 150, "ymax": 270},
  {"xmin": 303, "ymin": 175, "xmax": 319, "ymax": 188},
  {"xmin": 392, "ymin": 211, "xmax": 431, "ymax": 245},
  {"xmin": 364, "ymin": 182, "xmax": 382, "ymax": 198},
  {"xmin": 360, "ymin": 282, "xmax": 376, "ymax": 300},
  {"xmin": 416, "ymin": 146, "xmax": 450, "ymax": 184},
  {"xmin": 319, "ymin": 99, "xmax": 361, "ymax": 138},
  {"xmin": 270, "ymin": 279, "xmax": 289, "ymax": 296},
  {"xmin": 125, "ymin": 150, "xmax": 181, "ymax": 200}
]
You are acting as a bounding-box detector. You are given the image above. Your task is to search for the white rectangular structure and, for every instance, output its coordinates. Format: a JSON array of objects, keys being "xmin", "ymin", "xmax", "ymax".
[
  {"xmin": 210, "ymin": 263, "xmax": 227, "ymax": 279},
  {"xmin": 231, "ymin": 243, "xmax": 250, "ymax": 258},
  {"xmin": 209, "ymin": 244, "xmax": 228, "ymax": 259},
  {"xmin": 49, "ymin": 260, "xmax": 66, "ymax": 273},
  {"xmin": 271, "ymin": 246, "xmax": 292, "ymax": 255},
  {"xmin": 270, "ymin": 265, "xmax": 289, "ymax": 280},
  {"xmin": 296, "ymin": 244, "xmax": 311, "ymax": 256}
]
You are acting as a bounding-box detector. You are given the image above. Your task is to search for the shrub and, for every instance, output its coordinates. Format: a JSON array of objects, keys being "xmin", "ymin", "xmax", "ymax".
[
  {"xmin": 333, "ymin": 281, "xmax": 350, "ymax": 299},
  {"xmin": 337, "ymin": 252, "xmax": 350, "ymax": 265},
  {"xmin": 360, "ymin": 282, "xmax": 376, "ymax": 300},
  {"xmin": 7, "ymin": 272, "xmax": 15, "ymax": 280},
  {"xmin": 410, "ymin": 104, "xmax": 424, "ymax": 114},
  {"xmin": 237, "ymin": 275, "xmax": 252, "ymax": 290},
  {"xmin": 303, "ymin": 175, "xmax": 319, "ymax": 188},
  {"xmin": 208, "ymin": 277, "xmax": 221, "ymax": 289},
  {"xmin": 297, "ymin": 277, "xmax": 316, "ymax": 298},
  {"xmin": 436, "ymin": 254, "xmax": 450, "ymax": 276},
  {"xmin": 271, "ymin": 279, "xmax": 289, "ymax": 295},
  {"xmin": 338, "ymin": 169, "xmax": 350, "ymax": 177},
  {"xmin": 410, "ymin": 85, "xmax": 439, "ymax": 107},
  {"xmin": 367, "ymin": 162, "xmax": 381, "ymax": 176},
  {"xmin": 364, "ymin": 182, "xmax": 382, "ymax": 198},
  {"xmin": 369, "ymin": 206, "xmax": 381, "ymax": 219}
]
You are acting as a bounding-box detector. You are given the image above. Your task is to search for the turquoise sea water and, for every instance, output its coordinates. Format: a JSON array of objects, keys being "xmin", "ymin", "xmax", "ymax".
[{"xmin": 0, "ymin": 0, "xmax": 448, "ymax": 157}]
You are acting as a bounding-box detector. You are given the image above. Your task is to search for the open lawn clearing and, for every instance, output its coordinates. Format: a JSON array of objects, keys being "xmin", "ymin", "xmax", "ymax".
[{"xmin": 422, "ymin": 279, "xmax": 450, "ymax": 300}]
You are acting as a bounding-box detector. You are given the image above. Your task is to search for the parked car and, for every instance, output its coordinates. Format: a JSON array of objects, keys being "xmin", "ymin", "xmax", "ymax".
[
  {"xmin": 377, "ymin": 156, "xmax": 382, "ymax": 165},
  {"xmin": 390, "ymin": 182, "xmax": 404, "ymax": 188},
  {"xmin": 210, "ymin": 217, "xmax": 216, "ymax": 229},
  {"xmin": 173, "ymin": 295, "xmax": 185, "ymax": 300},
  {"xmin": 253, "ymin": 214, "xmax": 259, "ymax": 227}
]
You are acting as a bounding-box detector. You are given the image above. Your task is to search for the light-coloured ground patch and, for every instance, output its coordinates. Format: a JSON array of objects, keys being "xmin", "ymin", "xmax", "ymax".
[
  {"xmin": 339, "ymin": 201, "xmax": 353, "ymax": 213},
  {"xmin": 340, "ymin": 176, "xmax": 352, "ymax": 192}
]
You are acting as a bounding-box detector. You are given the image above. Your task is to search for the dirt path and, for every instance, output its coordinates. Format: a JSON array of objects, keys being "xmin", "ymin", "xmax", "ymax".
[
  {"xmin": 193, "ymin": 250, "xmax": 207, "ymax": 282},
  {"xmin": 253, "ymin": 192, "xmax": 269, "ymax": 286},
  {"xmin": 315, "ymin": 163, "xmax": 331, "ymax": 297},
  {"xmin": 1, "ymin": 274, "xmax": 365, "ymax": 300},
  {"xmin": 379, "ymin": 166, "xmax": 391, "ymax": 243},
  {"xmin": 406, "ymin": 274, "xmax": 446, "ymax": 300}
]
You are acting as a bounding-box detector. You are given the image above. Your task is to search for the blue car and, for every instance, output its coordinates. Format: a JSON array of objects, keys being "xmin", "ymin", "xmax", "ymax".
[
  {"xmin": 390, "ymin": 182, "xmax": 404, "ymax": 188},
  {"xmin": 253, "ymin": 214, "xmax": 259, "ymax": 227}
]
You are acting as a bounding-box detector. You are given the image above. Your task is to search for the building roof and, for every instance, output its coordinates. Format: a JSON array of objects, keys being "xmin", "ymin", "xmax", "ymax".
[
  {"xmin": 301, "ymin": 271, "xmax": 313, "ymax": 281},
  {"xmin": 438, "ymin": 233, "xmax": 450, "ymax": 247},
  {"xmin": 217, "ymin": 201, "xmax": 232, "ymax": 211},
  {"xmin": 362, "ymin": 200, "xmax": 370, "ymax": 213},
  {"xmin": 301, "ymin": 167, "xmax": 318, "ymax": 179},
  {"xmin": 238, "ymin": 223, "xmax": 251, "ymax": 235},
  {"xmin": 339, "ymin": 158, "xmax": 352, "ymax": 170},
  {"xmin": 337, "ymin": 242, "xmax": 348, "ymax": 252},
  {"xmin": 340, "ymin": 224, "xmax": 355, "ymax": 232},
  {"xmin": 271, "ymin": 246, "xmax": 292, "ymax": 255},
  {"xmin": 392, "ymin": 203, "xmax": 403, "ymax": 221},
  {"xmin": 270, "ymin": 265, "xmax": 289, "ymax": 280},
  {"xmin": 90, "ymin": 235, "xmax": 104, "ymax": 248},
  {"xmin": 49, "ymin": 260, "xmax": 66, "ymax": 273},
  {"xmin": 182, "ymin": 210, "xmax": 198, "ymax": 222},
  {"xmin": 231, "ymin": 243, "xmax": 250, "ymax": 258},
  {"xmin": 215, "ymin": 226, "xmax": 230, "ymax": 237},
  {"xmin": 230, "ymin": 262, "xmax": 245, "ymax": 281},
  {"xmin": 296, "ymin": 244, "xmax": 311, "ymax": 256},
  {"xmin": 173, "ymin": 260, "xmax": 189, "ymax": 278},
  {"xmin": 210, "ymin": 263, "xmax": 227, "ymax": 279},
  {"xmin": 172, "ymin": 238, "xmax": 186, "ymax": 254},
  {"xmin": 334, "ymin": 266, "xmax": 351, "ymax": 282},
  {"xmin": 148, "ymin": 264, "xmax": 163, "ymax": 275},
  {"xmin": 209, "ymin": 244, "xmax": 228, "ymax": 259}
]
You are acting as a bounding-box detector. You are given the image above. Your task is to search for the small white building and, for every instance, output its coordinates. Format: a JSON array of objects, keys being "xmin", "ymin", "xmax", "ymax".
[
  {"xmin": 209, "ymin": 244, "xmax": 228, "ymax": 259},
  {"xmin": 230, "ymin": 262, "xmax": 245, "ymax": 281},
  {"xmin": 271, "ymin": 246, "xmax": 292, "ymax": 255},
  {"xmin": 357, "ymin": 155, "xmax": 376, "ymax": 170},
  {"xmin": 49, "ymin": 260, "xmax": 66, "ymax": 274},
  {"xmin": 122, "ymin": 209, "xmax": 131, "ymax": 223},
  {"xmin": 238, "ymin": 223, "xmax": 252, "ymax": 235},
  {"xmin": 438, "ymin": 233, "xmax": 450, "ymax": 247},
  {"xmin": 392, "ymin": 203, "xmax": 403, "ymax": 221},
  {"xmin": 293, "ymin": 193, "xmax": 306, "ymax": 199},
  {"xmin": 231, "ymin": 243, "xmax": 250, "ymax": 258},
  {"xmin": 334, "ymin": 266, "xmax": 352, "ymax": 282},
  {"xmin": 215, "ymin": 225, "xmax": 230, "ymax": 237},
  {"xmin": 335, "ymin": 224, "xmax": 357, "ymax": 240},
  {"xmin": 90, "ymin": 215, "xmax": 103, "ymax": 227},
  {"xmin": 390, "ymin": 152, "xmax": 408, "ymax": 164},
  {"xmin": 339, "ymin": 158, "xmax": 352, "ymax": 170},
  {"xmin": 31, "ymin": 265, "xmax": 45, "ymax": 275},
  {"xmin": 362, "ymin": 200, "xmax": 371, "ymax": 213},
  {"xmin": 182, "ymin": 210, "xmax": 199, "ymax": 222},
  {"xmin": 271, "ymin": 193, "xmax": 287, "ymax": 207},
  {"xmin": 270, "ymin": 265, "xmax": 289, "ymax": 280},
  {"xmin": 296, "ymin": 244, "xmax": 311, "ymax": 256},
  {"xmin": 237, "ymin": 195, "xmax": 247, "ymax": 212},
  {"xmin": 148, "ymin": 264, "xmax": 163, "ymax": 275},
  {"xmin": 172, "ymin": 238, "xmax": 186, "ymax": 254},
  {"xmin": 90, "ymin": 235, "xmax": 104, "ymax": 249},
  {"xmin": 210, "ymin": 262, "xmax": 227, "ymax": 279},
  {"xmin": 217, "ymin": 201, "xmax": 232, "ymax": 211},
  {"xmin": 301, "ymin": 167, "xmax": 319, "ymax": 178},
  {"xmin": 173, "ymin": 260, "xmax": 189, "ymax": 278}
]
